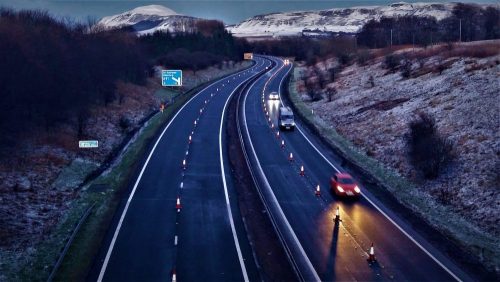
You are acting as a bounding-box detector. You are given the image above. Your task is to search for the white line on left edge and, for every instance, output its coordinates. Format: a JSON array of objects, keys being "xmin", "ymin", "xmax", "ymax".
[
  {"xmin": 218, "ymin": 58, "xmax": 268, "ymax": 282},
  {"xmin": 97, "ymin": 64, "xmax": 257, "ymax": 282}
]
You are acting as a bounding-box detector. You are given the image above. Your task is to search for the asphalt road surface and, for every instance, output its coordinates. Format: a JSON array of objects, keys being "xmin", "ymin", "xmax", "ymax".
[
  {"xmin": 89, "ymin": 57, "xmax": 273, "ymax": 282},
  {"xmin": 88, "ymin": 54, "xmax": 474, "ymax": 282},
  {"xmin": 239, "ymin": 55, "xmax": 472, "ymax": 282}
]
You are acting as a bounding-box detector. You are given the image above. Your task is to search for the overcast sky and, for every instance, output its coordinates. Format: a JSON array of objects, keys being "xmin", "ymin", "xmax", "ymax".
[{"xmin": 0, "ymin": 0, "xmax": 497, "ymax": 24}]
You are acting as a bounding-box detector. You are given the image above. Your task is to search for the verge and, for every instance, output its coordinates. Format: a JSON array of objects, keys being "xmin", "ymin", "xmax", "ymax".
[{"xmin": 16, "ymin": 62, "xmax": 252, "ymax": 282}]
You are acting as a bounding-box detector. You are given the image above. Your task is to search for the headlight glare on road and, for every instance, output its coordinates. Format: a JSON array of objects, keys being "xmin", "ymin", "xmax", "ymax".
[
  {"xmin": 337, "ymin": 186, "xmax": 344, "ymax": 193},
  {"xmin": 354, "ymin": 186, "xmax": 360, "ymax": 193}
]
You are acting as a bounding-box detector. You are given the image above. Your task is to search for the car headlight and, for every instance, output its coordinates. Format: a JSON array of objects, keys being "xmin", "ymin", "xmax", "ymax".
[
  {"xmin": 354, "ymin": 186, "xmax": 360, "ymax": 193},
  {"xmin": 292, "ymin": 122, "xmax": 295, "ymax": 126},
  {"xmin": 337, "ymin": 186, "xmax": 344, "ymax": 193}
]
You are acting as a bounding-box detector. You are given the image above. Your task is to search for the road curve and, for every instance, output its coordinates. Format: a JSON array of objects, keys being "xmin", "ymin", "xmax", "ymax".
[
  {"xmin": 88, "ymin": 57, "xmax": 274, "ymax": 282},
  {"xmin": 240, "ymin": 55, "xmax": 472, "ymax": 281}
]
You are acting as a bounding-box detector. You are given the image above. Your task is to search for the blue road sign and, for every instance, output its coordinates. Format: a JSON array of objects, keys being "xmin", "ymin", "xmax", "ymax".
[{"xmin": 162, "ymin": 70, "xmax": 182, "ymax": 87}]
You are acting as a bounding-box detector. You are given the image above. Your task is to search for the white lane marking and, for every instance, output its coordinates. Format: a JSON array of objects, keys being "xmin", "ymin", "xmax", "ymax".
[
  {"xmin": 218, "ymin": 59, "xmax": 268, "ymax": 282},
  {"xmin": 242, "ymin": 57, "xmax": 321, "ymax": 281},
  {"xmin": 174, "ymin": 235, "xmax": 178, "ymax": 246},
  {"xmin": 97, "ymin": 64, "xmax": 259, "ymax": 282},
  {"xmin": 275, "ymin": 58, "xmax": 461, "ymax": 282}
]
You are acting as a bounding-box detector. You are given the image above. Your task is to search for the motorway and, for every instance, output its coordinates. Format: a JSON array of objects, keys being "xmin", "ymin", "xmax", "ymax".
[
  {"xmin": 88, "ymin": 54, "xmax": 473, "ymax": 282},
  {"xmin": 89, "ymin": 57, "xmax": 271, "ymax": 281},
  {"xmin": 237, "ymin": 56, "xmax": 472, "ymax": 281}
]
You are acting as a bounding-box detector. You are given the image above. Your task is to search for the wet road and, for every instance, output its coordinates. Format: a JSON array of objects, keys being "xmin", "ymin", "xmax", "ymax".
[
  {"xmin": 239, "ymin": 55, "xmax": 470, "ymax": 281},
  {"xmin": 88, "ymin": 57, "xmax": 273, "ymax": 282}
]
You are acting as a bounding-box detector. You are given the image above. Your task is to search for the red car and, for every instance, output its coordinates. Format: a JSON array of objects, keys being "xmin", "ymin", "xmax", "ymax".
[{"xmin": 330, "ymin": 173, "xmax": 361, "ymax": 197}]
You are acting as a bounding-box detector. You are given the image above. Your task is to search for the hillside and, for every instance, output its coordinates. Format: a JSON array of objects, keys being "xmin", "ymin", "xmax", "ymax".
[
  {"xmin": 228, "ymin": 2, "xmax": 487, "ymax": 37},
  {"xmin": 294, "ymin": 40, "xmax": 500, "ymax": 237},
  {"xmin": 97, "ymin": 5, "xmax": 201, "ymax": 35}
]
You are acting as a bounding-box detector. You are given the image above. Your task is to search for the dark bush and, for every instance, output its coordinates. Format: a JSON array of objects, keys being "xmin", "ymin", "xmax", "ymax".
[
  {"xmin": 338, "ymin": 52, "xmax": 353, "ymax": 65},
  {"xmin": 401, "ymin": 59, "xmax": 412, "ymax": 78},
  {"xmin": 325, "ymin": 86, "xmax": 337, "ymax": 102},
  {"xmin": 406, "ymin": 113, "xmax": 453, "ymax": 179},
  {"xmin": 384, "ymin": 54, "xmax": 402, "ymax": 71},
  {"xmin": 119, "ymin": 116, "xmax": 132, "ymax": 132},
  {"xmin": 356, "ymin": 49, "xmax": 373, "ymax": 65},
  {"xmin": 368, "ymin": 75, "xmax": 375, "ymax": 88}
]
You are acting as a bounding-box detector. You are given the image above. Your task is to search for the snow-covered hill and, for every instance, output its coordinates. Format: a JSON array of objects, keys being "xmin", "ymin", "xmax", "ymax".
[
  {"xmin": 228, "ymin": 2, "xmax": 462, "ymax": 37},
  {"xmin": 97, "ymin": 5, "xmax": 200, "ymax": 35}
]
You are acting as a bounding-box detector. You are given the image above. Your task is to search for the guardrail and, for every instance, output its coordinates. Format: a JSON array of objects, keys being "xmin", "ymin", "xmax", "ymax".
[
  {"xmin": 47, "ymin": 203, "xmax": 95, "ymax": 282},
  {"xmin": 234, "ymin": 56, "xmax": 319, "ymax": 282}
]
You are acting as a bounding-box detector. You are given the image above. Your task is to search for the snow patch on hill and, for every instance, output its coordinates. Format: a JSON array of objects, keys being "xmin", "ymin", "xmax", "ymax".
[
  {"xmin": 97, "ymin": 4, "xmax": 199, "ymax": 35},
  {"xmin": 228, "ymin": 2, "xmax": 458, "ymax": 37}
]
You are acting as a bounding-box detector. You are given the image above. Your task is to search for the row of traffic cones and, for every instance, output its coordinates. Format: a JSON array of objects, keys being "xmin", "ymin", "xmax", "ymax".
[{"xmin": 334, "ymin": 206, "xmax": 377, "ymax": 263}]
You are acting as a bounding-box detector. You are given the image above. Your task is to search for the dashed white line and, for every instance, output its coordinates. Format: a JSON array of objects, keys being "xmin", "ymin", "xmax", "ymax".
[
  {"xmin": 217, "ymin": 59, "xmax": 268, "ymax": 282},
  {"xmin": 97, "ymin": 64, "xmax": 259, "ymax": 282}
]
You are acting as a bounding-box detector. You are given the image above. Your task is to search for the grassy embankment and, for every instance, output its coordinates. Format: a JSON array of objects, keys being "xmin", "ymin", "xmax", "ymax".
[
  {"xmin": 17, "ymin": 62, "xmax": 251, "ymax": 281},
  {"xmin": 286, "ymin": 66, "xmax": 499, "ymax": 275}
]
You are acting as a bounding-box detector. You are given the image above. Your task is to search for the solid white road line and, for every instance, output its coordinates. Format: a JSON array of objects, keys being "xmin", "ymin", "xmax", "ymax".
[
  {"xmin": 274, "ymin": 58, "xmax": 461, "ymax": 282},
  {"xmin": 97, "ymin": 64, "xmax": 259, "ymax": 282},
  {"xmin": 242, "ymin": 57, "xmax": 321, "ymax": 281},
  {"xmin": 217, "ymin": 59, "xmax": 268, "ymax": 282}
]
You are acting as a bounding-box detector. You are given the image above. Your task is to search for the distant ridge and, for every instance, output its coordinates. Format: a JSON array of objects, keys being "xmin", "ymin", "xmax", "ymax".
[
  {"xmin": 97, "ymin": 5, "xmax": 199, "ymax": 35},
  {"xmin": 227, "ymin": 2, "xmax": 489, "ymax": 37}
]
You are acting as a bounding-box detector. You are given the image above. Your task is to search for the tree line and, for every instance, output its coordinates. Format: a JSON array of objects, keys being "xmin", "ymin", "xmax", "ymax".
[
  {"xmin": 0, "ymin": 9, "xmax": 245, "ymax": 149},
  {"xmin": 357, "ymin": 3, "xmax": 500, "ymax": 48},
  {"xmin": 248, "ymin": 3, "xmax": 499, "ymax": 63}
]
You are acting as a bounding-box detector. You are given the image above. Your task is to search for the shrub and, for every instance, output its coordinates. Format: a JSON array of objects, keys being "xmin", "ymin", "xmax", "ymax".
[
  {"xmin": 338, "ymin": 52, "xmax": 353, "ymax": 65},
  {"xmin": 325, "ymin": 86, "xmax": 337, "ymax": 102},
  {"xmin": 368, "ymin": 75, "xmax": 375, "ymax": 88},
  {"xmin": 356, "ymin": 49, "xmax": 373, "ymax": 65},
  {"xmin": 119, "ymin": 116, "xmax": 132, "ymax": 133},
  {"xmin": 401, "ymin": 59, "xmax": 412, "ymax": 78},
  {"xmin": 384, "ymin": 54, "xmax": 402, "ymax": 71},
  {"xmin": 406, "ymin": 113, "xmax": 453, "ymax": 179}
]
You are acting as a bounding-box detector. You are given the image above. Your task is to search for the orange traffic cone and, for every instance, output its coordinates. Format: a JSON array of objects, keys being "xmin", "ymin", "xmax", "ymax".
[
  {"xmin": 194, "ymin": 120, "xmax": 197, "ymax": 126},
  {"xmin": 289, "ymin": 152, "xmax": 294, "ymax": 162},
  {"xmin": 276, "ymin": 131, "xmax": 280, "ymax": 139},
  {"xmin": 281, "ymin": 140, "xmax": 285, "ymax": 148},
  {"xmin": 315, "ymin": 185, "xmax": 321, "ymax": 196},
  {"xmin": 367, "ymin": 243, "xmax": 376, "ymax": 263},
  {"xmin": 271, "ymin": 123, "xmax": 275, "ymax": 129},
  {"xmin": 182, "ymin": 159, "xmax": 187, "ymax": 170},
  {"xmin": 334, "ymin": 206, "xmax": 341, "ymax": 223},
  {"xmin": 188, "ymin": 135, "xmax": 192, "ymax": 144},
  {"xmin": 300, "ymin": 165, "xmax": 305, "ymax": 176},
  {"xmin": 176, "ymin": 197, "xmax": 182, "ymax": 210}
]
